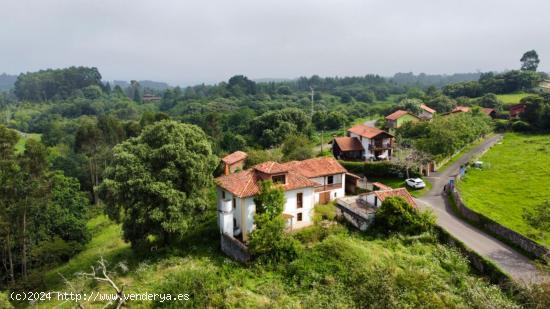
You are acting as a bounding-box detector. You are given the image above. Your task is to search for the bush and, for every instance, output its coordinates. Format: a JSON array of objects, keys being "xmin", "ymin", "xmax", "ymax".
[
  {"xmin": 494, "ymin": 119, "xmax": 510, "ymax": 132},
  {"xmin": 0, "ymin": 292, "xmax": 13, "ymax": 309},
  {"xmin": 511, "ymin": 120, "xmax": 531, "ymax": 132},
  {"xmin": 339, "ymin": 160, "xmax": 421, "ymax": 178},
  {"xmin": 374, "ymin": 196, "xmax": 435, "ymax": 235}
]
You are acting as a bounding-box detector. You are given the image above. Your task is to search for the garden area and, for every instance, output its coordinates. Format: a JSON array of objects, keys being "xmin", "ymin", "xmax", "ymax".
[{"xmin": 458, "ymin": 133, "xmax": 550, "ymax": 247}]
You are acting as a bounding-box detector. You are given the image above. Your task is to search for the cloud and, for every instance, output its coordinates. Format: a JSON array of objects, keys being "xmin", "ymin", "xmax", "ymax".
[{"xmin": 0, "ymin": 0, "xmax": 548, "ymax": 85}]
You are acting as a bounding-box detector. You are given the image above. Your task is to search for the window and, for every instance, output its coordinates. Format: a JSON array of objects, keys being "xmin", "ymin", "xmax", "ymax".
[
  {"xmin": 297, "ymin": 213, "xmax": 303, "ymax": 222},
  {"xmin": 222, "ymin": 190, "xmax": 226, "ymax": 199},
  {"xmin": 232, "ymin": 198, "xmax": 236, "ymax": 209},
  {"xmin": 272, "ymin": 174, "xmax": 286, "ymax": 184},
  {"xmin": 334, "ymin": 192, "xmax": 337, "ymax": 198},
  {"xmin": 327, "ymin": 175, "xmax": 334, "ymax": 184},
  {"xmin": 297, "ymin": 193, "xmax": 303, "ymax": 208}
]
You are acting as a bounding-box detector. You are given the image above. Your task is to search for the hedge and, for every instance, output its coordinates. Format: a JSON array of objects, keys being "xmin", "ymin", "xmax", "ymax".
[{"xmin": 339, "ymin": 160, "xmax": 421, "ymax": 178}]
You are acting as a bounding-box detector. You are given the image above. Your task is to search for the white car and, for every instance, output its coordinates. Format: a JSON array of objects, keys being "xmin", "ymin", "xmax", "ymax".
[{"xmin": 405, "ymin": 178, "xmax": 426, "ymax": 189}]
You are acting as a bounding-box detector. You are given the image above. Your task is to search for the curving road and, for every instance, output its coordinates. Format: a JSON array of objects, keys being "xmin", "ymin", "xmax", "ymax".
[{"xmin": 416, "ymin": 134, "xmax": 549, "ymax": 285}]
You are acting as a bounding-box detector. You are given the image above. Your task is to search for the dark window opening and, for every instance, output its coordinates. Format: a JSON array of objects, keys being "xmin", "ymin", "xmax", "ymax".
[
  {"xmin": 232, "ymin": 198, "xmax": 236, "ymax": 208},
  {"xmin": 297, "ymin": 193, "xmax": 303, "ymax": 208},
  {"xmin": 222, "ymin": 190, "xmax": 226, "ymax": 199},
  {"xmin": 327, "ymin": 175, "xmax": 334, "ymax": 184},
  {"xmin": 297, "ymin": 213, "xmax": 303, "ymax": 221},
  {"xmin": 272, "ymin": 174, "xmax": 286, "ymax": 184}
]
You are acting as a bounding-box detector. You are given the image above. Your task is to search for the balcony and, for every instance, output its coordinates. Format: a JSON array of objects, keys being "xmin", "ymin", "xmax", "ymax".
[
  {"xmin": 369, "ymin": 142, "xmax": 393, "ymax": 151},
  {"xmin": 315, "ymin": 183, "xmax": 342, "ymax": 192}
]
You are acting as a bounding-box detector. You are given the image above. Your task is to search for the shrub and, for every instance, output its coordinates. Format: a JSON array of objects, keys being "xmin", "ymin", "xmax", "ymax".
[
  {"xmin": 0, "ymin": 292, "xmax": 13, "ymax": 309},
  {"xmin": 494, "ymin": 119, "xmax": 510, "ymax": 132},
  {"xmin": 374, "ymin": 196, "xmax": 435, "ymax": 235},
  {"xmin": 512, "ymin": 120, "xmax": 531, "ymax": 132},
  {"xmin": 339, "ymin": 160, "xmax": 421, "ymax": 178}
]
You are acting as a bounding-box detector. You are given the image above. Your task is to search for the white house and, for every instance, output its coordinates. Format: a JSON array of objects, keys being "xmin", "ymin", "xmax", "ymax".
[{"xmin": 215, "ymin": 157, "xmax": 347, "ymax": 242}]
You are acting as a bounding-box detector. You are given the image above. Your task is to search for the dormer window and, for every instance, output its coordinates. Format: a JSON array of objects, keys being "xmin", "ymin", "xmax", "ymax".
[{"xmin": 272, "ymin": 174, "xmax": 286, "ymax": 184}]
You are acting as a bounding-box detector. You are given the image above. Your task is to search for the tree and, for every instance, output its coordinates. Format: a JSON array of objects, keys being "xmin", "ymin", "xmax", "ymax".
[
  {"xmin": 281, "ymin": 135, "xmax": 314, "ymax": 162},
  {"xmin": 520, "ymin": 50, "xmax": 540, "ymax": 71},
  {"xmin": 99, "ymin": 120, "xmax": 218, "ymax": 248},
  {"xmin": 374, "ymin": 196, "xmax": 435, "ymax": 235},
  {"xmin": 249, "ymin": 181, "xmax": 301, "ymax": 262},
  {"xmin": 75, "ymin": 121, "xmax": 105, "ymax": 204},
  {"xmin": 476, "ymin": 93, "xmax": 503, "ymax": 111}
]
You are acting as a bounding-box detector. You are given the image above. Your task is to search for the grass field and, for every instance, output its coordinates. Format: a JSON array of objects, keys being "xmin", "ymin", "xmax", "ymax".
[
  {"xmin": 495, "ymin": 92, "xmax": 531, "ymax": 105},
  {"xmin": 14, "ymin": 132, "xmax": 42, "ymax": 153},
  {"xmin": 458, "ymin": 133, "xmax": 550, "ymax": 247},
  {"xmin": 25, "ymin": 213, "xmax": 518, "ymax": 308}
]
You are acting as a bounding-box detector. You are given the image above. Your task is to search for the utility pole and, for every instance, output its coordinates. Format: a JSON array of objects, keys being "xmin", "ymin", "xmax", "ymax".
[{"xmin": 310, "ymin": 87, "xmax": 314, "ymax": 117}]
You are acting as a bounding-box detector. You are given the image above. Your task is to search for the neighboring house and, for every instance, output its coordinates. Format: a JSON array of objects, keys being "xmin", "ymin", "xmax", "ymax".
[
  {"xmin": 360, "ymin": 187, "xmax": 417, "ymax": 209},
  {"xmin": 481, "ymin": 107, "xmax": 497, "ymax": 118},
  {"xmin": 419, "ymin": 104, "xmax": 436, "ymax": 120},
  {"xmin": 509, "ymin": 103, "xmax": 526, "ymax": 119},
  {"xmin": 332, "ymin": 124, "xmax": 394, "ymax": 161},
  {"xmin": 215, "ymin": 157, "xmax": 348, "ymax": 242},
  {"xmin": 451, "ymin": 106, "xmax": 471, "ymax": 114},
  {"xmin": 221, "ymin": 151, "xmax": 248, "ymax": 175},
  {"xmin": 385, "ymin": 110, "xmax": 421, "ymax": 129},
  {"xmin": 142, "ymin": 94, "xmax": 162, "ymax": 102}
]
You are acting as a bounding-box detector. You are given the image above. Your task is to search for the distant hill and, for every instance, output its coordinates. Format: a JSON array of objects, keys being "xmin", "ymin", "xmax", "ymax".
[
  {"xmin": 0, "ymin": 73, "xmax": 17, "ymax": 91},
  {"xmin": 110, "ymin": 80, "xmax": 171, "ymax": 90},
  {"xmin": 390, "ymin": 72, "xmax": 481, "ymax": 88}
]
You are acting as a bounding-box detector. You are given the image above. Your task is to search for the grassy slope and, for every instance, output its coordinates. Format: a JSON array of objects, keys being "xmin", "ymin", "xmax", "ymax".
[
  {"xmin": 495, "ymin": 92, "xmax": 531, "ymax": 105},
  {"xmin": 458, "ymin": 133, "xmax": 550, "ymax": 247},
  {"xmin": 29, "ymin": 215, "xmax": 518, "ymax": 308}
]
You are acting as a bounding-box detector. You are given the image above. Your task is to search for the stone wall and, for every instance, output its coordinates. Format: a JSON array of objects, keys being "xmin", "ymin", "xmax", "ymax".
[
  {"xmin": 452, "ymin": 189, "xmax": 550, "ymax": 260},
  {"xmin": 221, "ymin": 233, "xmax": 251, "ymax": 263},
  {"xmin": 335, "ymin": 200, "xmax": 374, "ymax": 231}
]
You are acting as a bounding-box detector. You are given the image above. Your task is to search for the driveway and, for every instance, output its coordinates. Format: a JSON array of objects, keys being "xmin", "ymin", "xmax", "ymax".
[{"xmin": 416, "ymin": 134, "xmax": 549, "ymax": 284}]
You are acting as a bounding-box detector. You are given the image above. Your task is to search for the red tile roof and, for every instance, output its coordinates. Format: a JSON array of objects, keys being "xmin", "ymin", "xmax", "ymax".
[
  {"xmin": 452, "ymin": 106, "xmax": 470, "ymax": 113},
  {"xmin": 333, "ymin": 137, "xmax": 364, "ymax": 152},
  {"xmin": 281, "ymin": 157, "xmax": 347, "ymax": 178},
  {"xmin": 385, "ymin": 110, "xmax": 411, "ymax": 120},
  {"xmin": 509, "ymin": 103, "xmax": 526, "ymax": 117},
  {"xmin": 372, "ymin": 182, "xmax": 392, "ymax": 191},
  {"xmin": 420, "ymin": 104, "xmax": 436, "ymax": 114},
  {"xmin": 347, "ymin": 124, "xmax": 393, "ymax": 139},
  {"xmin": 481, "ymin": 108, "xmax": 495, "ymax": 116},
  {"xmin": 253, "ymin": 161, "xmax": 288, "ymax": 174},
  {"xmin": 215, "ymin": 157, "xmax": 348, "ymax": 197},
  {"xmin": 222, "ymin": 151, "xmax": 248, "ymax": 165},
  {"xmin": 215, "ymin": 162, "xmax": 317, "ymax": 198},
  {"xmin": 373, "ymin": 188, "xmax": 417, "ymax": 208}
]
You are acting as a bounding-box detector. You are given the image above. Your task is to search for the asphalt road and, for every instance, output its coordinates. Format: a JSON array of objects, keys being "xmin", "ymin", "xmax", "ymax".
[{"xmin": 416, "ymin": 134, "xmax": 549, "ymax": 285}]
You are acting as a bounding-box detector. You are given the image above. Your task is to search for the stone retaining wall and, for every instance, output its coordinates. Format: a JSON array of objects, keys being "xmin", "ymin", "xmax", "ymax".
[
  {"xmin": 221, "ymin": 233, "xmax": 251, "ymax": 263},
  {"xmin": 452, "ymin": 189, "xmax": 550, "ymax": 260}
]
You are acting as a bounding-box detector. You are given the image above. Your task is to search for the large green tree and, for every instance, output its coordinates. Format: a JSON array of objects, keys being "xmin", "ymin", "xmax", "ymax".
[
  {"xmin": 520, "ymin": 50, "xmax": 540, "ymax": 71},
  {"xmin": 99, "ymin": 120, "xmax": 218, "ymax": 248}
]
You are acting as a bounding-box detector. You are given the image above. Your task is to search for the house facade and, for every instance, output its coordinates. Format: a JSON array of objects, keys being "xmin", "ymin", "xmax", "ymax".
[
  {"xmin": 221, "ymin": 151, "xmax": 248, "ymax": 175},
  {"xmin": 385, "ymin": 110, "xmax": 420, "ymax": 129},
  {"xmin": 419, "ymin": 104, "xmax": 436, "ymax": 120},
  {"xmin": 215, "ymin": 157, "xmax": 347, "ymax": 242},
  {"xmin": 333, "ymin": 124, "xmax": 394, "ymax": 161}
]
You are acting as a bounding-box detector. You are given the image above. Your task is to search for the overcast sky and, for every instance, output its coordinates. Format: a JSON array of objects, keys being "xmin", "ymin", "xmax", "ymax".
[{"xmin": 1, "ymin": 0, "xmax": 548, "ymax": 85}]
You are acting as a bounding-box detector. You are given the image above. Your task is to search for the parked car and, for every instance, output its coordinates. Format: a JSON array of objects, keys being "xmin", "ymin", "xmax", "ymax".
[{"xmin": 405, "ymin": 178, "xmax": 426, "ymax": 189}]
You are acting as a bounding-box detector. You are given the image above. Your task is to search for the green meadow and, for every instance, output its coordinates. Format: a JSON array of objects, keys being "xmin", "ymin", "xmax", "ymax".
[{"xmin": 458, "ymin": 133, "xmax": 550, "ymax": 247}]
